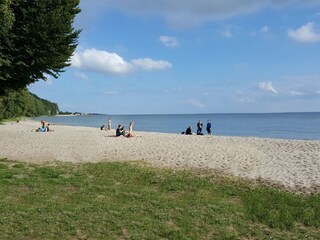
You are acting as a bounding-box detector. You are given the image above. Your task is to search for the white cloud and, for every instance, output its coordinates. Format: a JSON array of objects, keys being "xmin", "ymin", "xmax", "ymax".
[
  {"xmin": 288, "ymin": 22, "xmax": 320, "ymax": 43},
  {"xmin": 159, "ymin": 36, "xmax": 179, "ymax": 47},
  {"xmin": 71, "ymin": 49, "xmax": 133, "ymax": 74},
  {"xmin": 259, "ymin": 81, "xmax": 278, "ymax": 94},
  {"xmin": 131, "ymin": 58, "xmax": 172, "ymax": 71},
  {"xmin": 71, "ymin": 49, "xmax": 172, "ymax": 74}
]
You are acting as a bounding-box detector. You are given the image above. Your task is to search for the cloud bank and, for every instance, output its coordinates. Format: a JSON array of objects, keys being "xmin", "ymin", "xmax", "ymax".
[
  {"xmin": 288, "ymin": 22, "xmax": 320, "ymax": 43},
  {"xmin": 81, "ymin": 0, "xmax": 320, "ymax": 27},
  {"xmin": 71, "ymin": 49, "xmax": 172, "ymax": 75}
]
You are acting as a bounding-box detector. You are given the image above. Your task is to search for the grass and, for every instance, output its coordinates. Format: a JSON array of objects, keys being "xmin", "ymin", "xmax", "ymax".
[{"xmin": 0, "ymin": 158, "xmax": 319, "ymax": 239}]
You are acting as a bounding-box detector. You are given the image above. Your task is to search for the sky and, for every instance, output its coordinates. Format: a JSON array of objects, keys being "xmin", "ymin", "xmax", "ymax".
[{"xmin": 28, "ymin": 0, "xmax": 320, "ymax": 114}]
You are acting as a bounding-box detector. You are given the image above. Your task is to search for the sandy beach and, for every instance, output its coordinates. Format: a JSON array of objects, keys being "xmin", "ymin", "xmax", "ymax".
[{"xmin": 1, "ymin": 119, "xmax": 320, "ymax": 194}]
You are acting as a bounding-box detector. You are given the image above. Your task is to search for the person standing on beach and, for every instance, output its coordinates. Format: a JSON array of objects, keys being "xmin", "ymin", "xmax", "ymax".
[
  {"xmin": 206, "ymin": 120, "xmax": 212, "ymax": 135},
  {"xmin": 107, "ymin": 118, "xmax": 111, "ymax": 130},
  {"xmin": 197, "ymin": 120, "xmax": 203, "ymax": 135},
  {"xmin": 127, "ymin": 121, "xmax": 134, "ymax": 137}
]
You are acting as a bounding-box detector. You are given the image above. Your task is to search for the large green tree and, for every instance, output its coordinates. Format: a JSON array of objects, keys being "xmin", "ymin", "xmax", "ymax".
[
  {"xmin": 0, "ymin": 0, "xmax": 81, "ymax": 93},
  {"xmin": 0, "ymin": 0, "xmax": 14, "ymax": 67}
]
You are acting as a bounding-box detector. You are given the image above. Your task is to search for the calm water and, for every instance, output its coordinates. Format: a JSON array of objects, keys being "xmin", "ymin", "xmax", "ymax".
[{"xmin": 34, "ymin": 112, "xmax": 320, "ymax": 140}]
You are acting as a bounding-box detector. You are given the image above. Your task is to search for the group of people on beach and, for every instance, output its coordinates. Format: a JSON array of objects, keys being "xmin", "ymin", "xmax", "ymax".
[
  {"xmin": 116, "ymin": 122, "xmax": 134, "ymax": 137},
  {"xmin": 183, "ymin": 119, "xmax": 212, "ymax": 135},
  {"xmin": 101, "ymin": 118, "xmax": 134, "ymax": 138},
  {"xmin": 101, "ymin": 117, "xmax": 211, "ymax": 137},
  {"xmin": 37, "ymin": 117, "xmax": 211, "ymax": 136}
]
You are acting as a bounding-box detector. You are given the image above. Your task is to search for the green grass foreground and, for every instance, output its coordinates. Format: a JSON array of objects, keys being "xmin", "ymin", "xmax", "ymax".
[{"xmin": 0, "ymin": 159, "xmax": 319, "ymax": 239}]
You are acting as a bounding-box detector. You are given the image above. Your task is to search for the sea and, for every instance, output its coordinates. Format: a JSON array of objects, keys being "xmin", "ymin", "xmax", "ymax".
[{"xmin": 34, "ymin": 112, "xmax": 320, "ymax": 141}]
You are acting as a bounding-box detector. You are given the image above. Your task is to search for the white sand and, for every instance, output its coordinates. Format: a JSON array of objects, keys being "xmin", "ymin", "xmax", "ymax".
[{"xmin": 1, "ymin": 119, "xmax": 320, "ymax": 193}]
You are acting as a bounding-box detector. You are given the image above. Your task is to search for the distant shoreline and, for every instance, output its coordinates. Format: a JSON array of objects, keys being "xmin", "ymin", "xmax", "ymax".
[{"xmin": 56, "ymin": 111, "xmax": 320, "ymax": 116}]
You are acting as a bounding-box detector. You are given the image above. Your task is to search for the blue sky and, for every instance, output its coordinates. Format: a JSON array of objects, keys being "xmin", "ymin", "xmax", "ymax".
[{"xmin": 29, "ymin": 0, "xmax": 320, "ymax": 114}]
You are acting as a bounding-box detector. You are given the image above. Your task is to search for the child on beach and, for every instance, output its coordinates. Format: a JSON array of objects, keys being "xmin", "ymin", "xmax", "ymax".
[{"xmin": 127, "ymin": 121, "xmax": 134, "ymax": 137}]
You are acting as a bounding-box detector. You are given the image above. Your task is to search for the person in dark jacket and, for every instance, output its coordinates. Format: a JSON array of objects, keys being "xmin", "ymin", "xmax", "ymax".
[
  {"xmin": 116, "ymin": 125, "xmax": 125, "ymax": 136},
  {"xmin": 206, "ymin": 120, "xmax": 212, "ymax": 135},
  {"xmin": 197, "ymin": 120, "xmax": 203, "ymax": 135},
  {"xmin": 186, "ymin": 126, "xmax": 192, "ymax": 135}
]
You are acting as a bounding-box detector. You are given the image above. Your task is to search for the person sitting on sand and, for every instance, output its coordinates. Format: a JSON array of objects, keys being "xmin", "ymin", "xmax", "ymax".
[
  {"xmin": 126, "ymin": 121, "xmax": 134, "ymax": 137},
  {"xmin": 116, "ymin": 125, "xmax": 125, "ymax": 137},
  {"xmin": 100, "ymin": 124, "xmax": 105, "ymax": 130},
  {"xmin": 36, "ymin": 126, "xmax": 47, "ymax": 132},
  {"xmin": 35, "ymin": 120, "xmax": 47, "ymax": 132},
  {"xmin": 186, "ymin": 126, "xmax": 192, "ymax": 135}
]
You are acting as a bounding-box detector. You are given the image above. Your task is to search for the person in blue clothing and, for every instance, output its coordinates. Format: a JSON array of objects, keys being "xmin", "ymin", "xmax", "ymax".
[
  {"xmin": 37, "ymin": 126, "xmax": 47, "ymax": 132},
  {"xmin": 206, "ymin": 120, "xmax": 212, "ymax": 135},
  {"xmin": 36, "ymin": 120, "xmax": 47, "ymax": 132}
]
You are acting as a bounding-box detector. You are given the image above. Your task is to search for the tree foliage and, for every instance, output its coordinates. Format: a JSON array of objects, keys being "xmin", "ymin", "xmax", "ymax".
[
  {"xmin": 0, "ymin": 0, "xmax": 14, "ymax": 39},
  {"xmin": 0, "ymin": 0, "xmax": 14, "ymax": 66},
  {"xmin": 0, "ymin": 88, "xmax": 59, "ymax": 120},
  {"xmin": 0, "ymin": 0, "xmax": 81, "ymax": 93}
]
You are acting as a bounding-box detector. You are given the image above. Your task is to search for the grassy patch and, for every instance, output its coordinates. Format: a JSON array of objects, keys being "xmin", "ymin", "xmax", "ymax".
[{"xmin": 0, "ymin": 160, "xmax": 319, "ymax": 239}]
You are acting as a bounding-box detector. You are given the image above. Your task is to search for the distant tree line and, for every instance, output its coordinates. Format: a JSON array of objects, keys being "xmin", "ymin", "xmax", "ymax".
[
  {"xmin": 58, "ymin": 111, "xmax": 83, "ymax": 115},
  {"xmin": 0, "ymin": 0, "xmax": 80, "ymax": 120},
  {"xmin": 0, "ymin": 88, "xmax": 59, "ymax": 120}
]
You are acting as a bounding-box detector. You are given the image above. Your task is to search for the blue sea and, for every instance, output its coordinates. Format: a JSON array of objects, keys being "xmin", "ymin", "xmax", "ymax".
[{"xmin": 34, "ymin": 112, "xmax": 320, "ymax": 140}]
